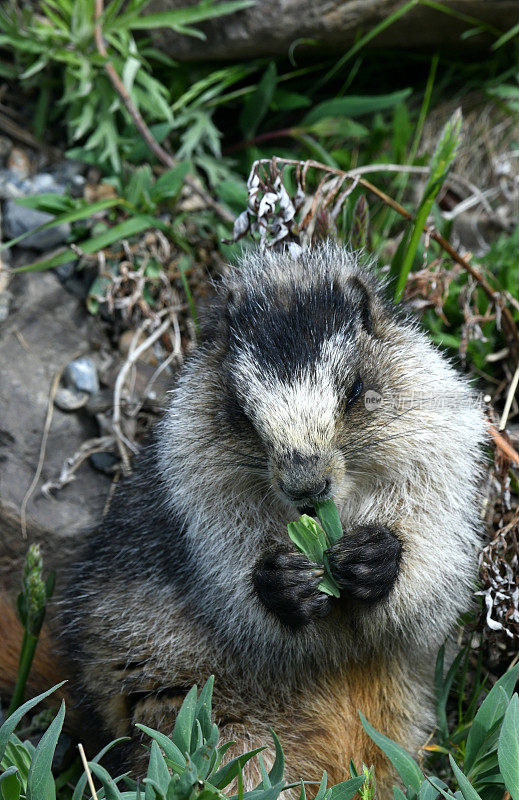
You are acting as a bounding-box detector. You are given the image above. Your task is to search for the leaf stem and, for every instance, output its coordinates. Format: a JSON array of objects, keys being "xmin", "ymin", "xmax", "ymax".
[{"xmin": 7, "ymin": 632, "xmax": 39, "ymax": 717}]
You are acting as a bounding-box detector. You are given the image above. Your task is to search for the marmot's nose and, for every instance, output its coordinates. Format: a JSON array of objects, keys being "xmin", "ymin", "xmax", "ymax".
[{"xmin": 278, "ymin": 477, "xmax": 331, "ymax": 502}]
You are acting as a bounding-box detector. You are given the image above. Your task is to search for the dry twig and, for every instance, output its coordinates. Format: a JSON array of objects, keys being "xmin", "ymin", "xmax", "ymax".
[{"xmin": 78, "ymin": 744, "xmax": 99, "ymax": 800}]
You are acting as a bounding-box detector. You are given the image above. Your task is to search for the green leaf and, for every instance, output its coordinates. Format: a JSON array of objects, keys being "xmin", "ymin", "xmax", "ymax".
[
  {"xmin": 145, "ymin": 741, "xmax": 170, "ymax": 799},
  {"xmin": 328, "ymin": 776, "xmax": 366, "ymax": 800},
  {"xmin": 498, "ymin": 694, "xmax": 519, "ymax": 800},
  {"xmin": 26, "ymin": 700, "xmax": 65, "ymax": 800},
  {"xmin": 128, "ymin": 1, "xmax": 254, "ymax": 32},
  {"xmin": 15, "ymin": 194, "xmax": 73, "ymax": 214},
  {"xmin": 287, "ymin": 518, "xmax": 325, "ymax": 564},
  {"xmin": 151, "ymin": 162, "xmax": 191, "ymax": 203},
  {"xmin": 239, "ymin": 62, "xmax": 277, "ymax": 140},
  {"xmin": 0, "ymin": 768, "xmax": 21, "ymax": 800},
  {"xmin": 267, "ymin": 730, "xmax": 284, "ymax": 786},
  {"xmin": 171, "ymin": 686, "xmax": 197, "ymax": 754},
  {"xmin": 88, "ymin": 762, "xmax": 124, "ymax": 800},
  {"xmin": 125, "ymin": 165, "xmax": 153, "ymax": 209},
  {"xmin": 302, "ymin": 90, "xmax": 412, "ymax": 125},
  {"xmin": 215, "ymin": 178, "xmax": 248, "ymax": 213},
  {"xmin": 135, "ymin": 725, "xmax": 186, "ymax": 772},
  {"xmin": 2, "ymin": 735, "xmax": 31, "ymax": 783},
  {"xmin": 465, "ymin": 664, "xmax": 519, "ymax": 774},
  {"xmin": 0, "ymin": 683, "xmax": 66, "ymax": 762},
  {"xmin": 314, "ymin": 500, "xmax": 343, "ymax": 545},
  {"xmin": 1, "ymin": 197, "xmax": 122, "ymax": 252},
  {"xmin": 211, "ymin": 748, "xmax": 265, "ymax": 790},
  {"xmin": 491, "ymin": 21, "xmax": 519, "ymax": 49},
  {"xmin": 194, "ymin": 676, "xmax": 214, "ymax": 743},
  {"xmin": 360, "ymin": 712, "xmax": 423, "ymax": 792},
  {"xmin": 448, "ymin": 756, "xmax": 483, "ymax": 800},
  {"xmin": 302, "ymin": 118, "xmax": 369, "ymax": 140}
]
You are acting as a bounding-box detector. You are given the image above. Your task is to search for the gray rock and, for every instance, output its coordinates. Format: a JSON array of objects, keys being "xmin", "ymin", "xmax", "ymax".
[
  {"xmin": 89, "ymin": 451, "xmax": 119, "ymax": 475},
  {"xmin": 54, "ymin": 386, "xmax": 90, "ymax": 411},
  {"xmin": 3, "ymin": 201, "xmax": 71, "ymax": 250},
  {"xmin": 29, "ymin": 173, "xmax": 65, "ymax": 194},
  {"xmin": 7, "ymin": 147, "xmax": 30, "ymax": 178},
  {"xmin": 0, "ymin": 170, "xmax": 25, "ymax": 200},
  {"xmin": 0, "ymin": 270, "xmax": 110, "ymax": 598},
  {"xmin": 54, "ymin": 260, "xmax": 77, "ymax": 282},
  {"xmin": 64, "ymin": 356, "xmax": 99, "ymax": 394},
  {"xmin": 50, "ymin": 159, "xmax": 85, "ymax": 182}
]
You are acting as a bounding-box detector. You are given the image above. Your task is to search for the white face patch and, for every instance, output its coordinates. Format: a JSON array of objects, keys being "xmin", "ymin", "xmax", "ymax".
[{"xmin": 233, "ymin": 331, "xmax": 354, "ymax": 455}]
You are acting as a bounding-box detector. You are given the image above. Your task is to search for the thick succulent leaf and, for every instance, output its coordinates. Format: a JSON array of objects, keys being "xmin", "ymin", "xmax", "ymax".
[
  {"xmin": 89, "ymin": 762, "xmax": 125, "ymax": 800},
  {"xmin": 26, "ymin": 700, "xmax": 65, "ymax": 800},
  {"xmin": 360, "ymin": 712, "xmax": 423, "ymax": 793},
  {"xmin": 145, "ymin": 741, "xmax": 170, "ymax": 799},
  {"xmin": 211, "ymin": 748, "xmax": 265, "ymax": 789},
  {"xmin": 135, "ymin": 725, "xmax": 186, "ymax": 772},
  {"xmin": 171, "ymin": 685, "xmax": 198, "ymax": 756},
  {"xmin": 0, "ymin": 767, "xmax": 21, "ymax": 800},
  {"xmin": 267, "ymin": 730, "xmax": 284, "ymax": 785},
  {"xmin": 194, "ymin": 677, "xmax": 214, "ymax": 742},
  {"xmin": 328, "ymin": 775, "xmax": 366, "ymax": 800},
  {"xmin": 448, "ymin": 756, "xmax": 483, "ymax": 800},
  {"xmin": 498, "ymin": 694, "xmax": 519, "ymax": 800},
  {"xmin": 465, "ymin": 664, "xmax": 519, "ymax": 774}
]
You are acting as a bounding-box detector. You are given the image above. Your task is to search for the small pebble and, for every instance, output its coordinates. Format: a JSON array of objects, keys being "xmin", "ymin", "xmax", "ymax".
[
  {"xmin": 54, "ymin": 260, "xmax": 77, "ymax": 282},
  {"xmin": 3, "ymin": 201, "xmax": 71, "ymax": 250},
  {"xmin": 7, "ymin": 147, "xmax": 30, "ymax": 178},
  {"xmin": 89, "ymin": 451, "xmax": 119, "ymax": 475},
  {"xmin": 54, "ymin": 386, "xmax": 89, "ymax": 411},
  {"xmin": 64, "ymin": 357, "xmax": 100, "ymax": 394}
]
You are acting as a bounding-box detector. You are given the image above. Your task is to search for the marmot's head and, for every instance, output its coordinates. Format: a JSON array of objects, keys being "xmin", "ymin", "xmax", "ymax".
[{"xmin": 197, "ymin": 241, "xmax": 409, "ymax": 512}]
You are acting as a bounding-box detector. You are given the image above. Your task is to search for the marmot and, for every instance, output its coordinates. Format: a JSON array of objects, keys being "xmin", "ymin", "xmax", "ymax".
[{"xmin": 11, "ymin": 243, "xmax": 489, "ymax": 795}]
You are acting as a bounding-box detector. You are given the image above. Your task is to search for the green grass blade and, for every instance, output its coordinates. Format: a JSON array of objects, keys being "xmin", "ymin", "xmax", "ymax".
[
  {"xmin": 0, "ymin": 683, "xmax": 66, "ymax": 762},
  {"xmin": 26, "ymin": 700, "xmax": 65, "ymax": 800}
]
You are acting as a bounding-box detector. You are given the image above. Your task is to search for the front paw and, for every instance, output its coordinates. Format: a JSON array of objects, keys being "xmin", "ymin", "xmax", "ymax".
[
  {"xmin": 253, "ymin": 549, "xmax": 332, "ymax": 629},
  {"xmin": 326, "ymin": 525, "xmax": 402, "ymax": 605}
]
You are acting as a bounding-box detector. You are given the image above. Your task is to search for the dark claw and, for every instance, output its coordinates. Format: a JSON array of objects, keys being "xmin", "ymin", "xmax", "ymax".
[
  {"xmin": 327, "ymin": 524, "xmax": 402, "ymax": 605},
  {"xmin": 253, "ymin": 548, "xmax": 332, "ymax": 629}
]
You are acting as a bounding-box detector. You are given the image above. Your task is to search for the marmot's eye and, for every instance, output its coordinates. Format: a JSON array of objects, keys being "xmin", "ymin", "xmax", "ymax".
[{"xmin": 346, "ymin": 375, "xmax": 364, "ymax": 409}]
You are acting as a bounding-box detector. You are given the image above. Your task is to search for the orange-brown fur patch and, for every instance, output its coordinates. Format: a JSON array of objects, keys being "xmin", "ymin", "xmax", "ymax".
[{"xmin": 0, "ymin": 595, "xmax": 70, "ymax": 710}]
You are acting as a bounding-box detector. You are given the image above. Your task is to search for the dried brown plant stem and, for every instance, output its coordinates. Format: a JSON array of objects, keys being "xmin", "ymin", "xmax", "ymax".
[
  {"xmin": 112, "ymin": 313, "xmax": 174, "ymax": 473},
  {"xmin": 489, "ymin": 425, "xmax": 519, "ymax": 467},
  {"xmin": 78, "ymin": 744, "xmax": 99, "ymax": 800},
  {"xmin": 93, "ymin": 0, "xmax": 233, "ymax": 224},
  {"xmin": 499, "ymin": 363, "xmax": 519, "ymax": 431}
]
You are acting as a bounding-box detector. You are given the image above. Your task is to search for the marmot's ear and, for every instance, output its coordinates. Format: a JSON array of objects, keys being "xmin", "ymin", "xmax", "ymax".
[
  {"xmin": 346, "ymin": 276, "xmax": 373, "ymax": 334},
  {"xmin": 224, "ymin": 283, "xmax": 246, "ymax": 312}
]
